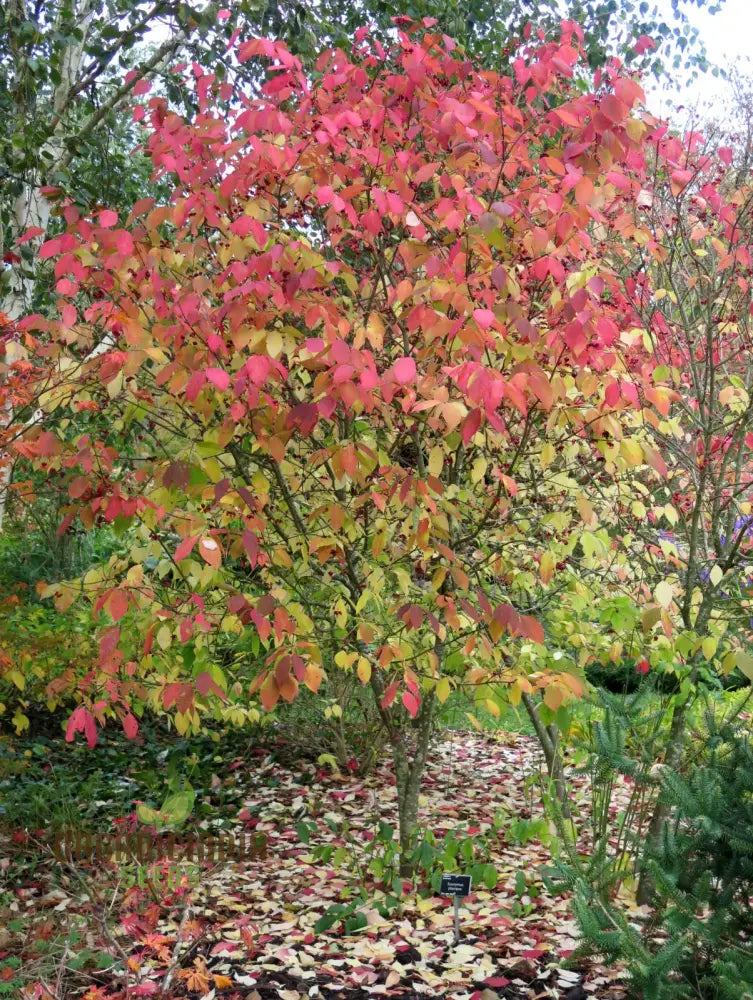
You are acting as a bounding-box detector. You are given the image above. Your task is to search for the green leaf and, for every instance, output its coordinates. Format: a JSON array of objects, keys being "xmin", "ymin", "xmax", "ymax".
[
  {"xmin": 159, "ymin": 787, "xmax": 195, "ymax": 827},
  {"xmin": 483, "ymin": 864, "xmax": 498, "ymax": 889}
]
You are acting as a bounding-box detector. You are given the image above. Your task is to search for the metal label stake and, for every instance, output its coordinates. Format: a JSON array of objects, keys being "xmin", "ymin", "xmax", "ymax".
[{"xmin": 440, "ymin": 873, "xmax": 472, "ymax": 944}]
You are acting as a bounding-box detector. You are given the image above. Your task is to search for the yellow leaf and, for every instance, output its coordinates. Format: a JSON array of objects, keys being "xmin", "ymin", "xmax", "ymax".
[
  {"xmin": 577, "ymin": 493, "xmax": 596, "ymax": 526},
  {"xmin": 304, "ymin": 664, "xmax": 323, "ymax": 693},
  {"xmin": 317, "ymin": 753, "xmax": 340, "ymax": 774},
  {"xmin": 543, "ymin": 685, "xmax": 564, "ymax": 712},
  {"xmin": 442, "ymin": 401, "xmax": 467, "ymax": 431},
  {"xmin": 333, "ymin": 597, "xmax": 348, "ymax": 627},
  {"xmin": 12, "ymin": 711, "xmax": 29, "ymax": 735},
  {"xmin": 436, "ymin": 677, "xmax": 451, "ymax": 703},
  {"xmin": 6, "ymin": 669, "xmax": 25, "ymax": 691},
  {"xmin": 709, "ymin": 565, "xmax": 723, "ymax": 587},
  {"xmin": 465, "ymin": 712, "xmax": 482, "ymax": 732},
  {"xmin": 620, "ymin": 438, "xmax": 644, "ymax": 466},
  {"xmin": 540, "ymin": 443, "xmax": 555, "ymax": 470},
  {"xmin": 643, "ymin": 606, "xmax": 662, "ymax": 633},
  {"xmin": 470, "ymin": 457, "xmax": 487, "ymax": 484},
  {"xmin": 736, "ymin": 650, "xmax": 753, "ymax": 681},
  {"xmin": 655, "ymin": 580, "xmax": 674, "ymax": 609},
  {"xmin": 540, "ymin": 551, "xmax": 555, "ymax": 585},
  {"xmin": 335, "ymin": 650, "xmax": 357, "ymax": 669},
  {"xmin": 701, "ymin": 637, "xmax": 717, "ymax": 660},
  {"xmin": 266, "ymin": 329, "xmax": 283, "ymax": 358},
  {"xmin": 428, "ymin": 446, "xmax": 444, "ymax": 478},
  {"xmin": 366, "ymin": 312, "xmax": 385, "ymax": 348},
  {"xmin": 357, "ymin": 657, "xmax": 371, "ymax": 684}
]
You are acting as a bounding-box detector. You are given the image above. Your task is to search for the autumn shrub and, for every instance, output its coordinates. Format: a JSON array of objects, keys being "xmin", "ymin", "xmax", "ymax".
[
  {"xmin": 272, "ymin": 673, "xmax": 387, "ymax": 775},
  {"xmin": 0, "ymin": 595, "xmax": 97, "ymax": 734}
]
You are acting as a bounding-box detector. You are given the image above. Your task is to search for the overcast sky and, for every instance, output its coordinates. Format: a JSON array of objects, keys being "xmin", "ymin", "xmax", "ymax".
[{"xmin": 645, "ymin": 0, "xmax": 752, "ymax": 117}]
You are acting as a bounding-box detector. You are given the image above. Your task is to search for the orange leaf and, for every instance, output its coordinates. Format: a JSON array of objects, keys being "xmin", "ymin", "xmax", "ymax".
[{"xmin": 199, "ymin": 537, "xmax": 221, "ymax": 568}]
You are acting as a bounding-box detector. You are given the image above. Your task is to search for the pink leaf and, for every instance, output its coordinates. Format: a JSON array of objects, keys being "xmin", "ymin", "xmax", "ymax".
[
  {"xmin": 65, "ymin": 706, "xmax": 85, "ymax": 743},
  {"xmin": 473, "ymin": 308, "xmax": 495, "ymax": 329},
  {"xmin": 393, "ymin": 356, "xmax": 417, "ymax": 384},
  {"xmin": 99, "ymin": 210, "xmax": 118, "ymax": 227},
  {"xmin": 38, "ymin": 238, "xmax": 61, "ymax": 260},
  {"xmin": 317, "ymin": 185, "xmax": 335, "ymax": 206},
  {"xmin": 116, "ymin": 230, "xmax": 134, "ymax": 255},
  {"xmin": 84, "ymin": 710, "xmax": 98, "ymax": 748},
  {"xmin": 17, "ymin": 227, "xmax": 45, "ymax": 245},
  {"xmin": 206, "ymin": 367, "xmax": 230, "ymax": 391}
]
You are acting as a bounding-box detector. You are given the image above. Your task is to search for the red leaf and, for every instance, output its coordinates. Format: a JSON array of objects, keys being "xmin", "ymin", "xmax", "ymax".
[
  {"xmin": 196, "ymin": 671, "xmax": 227, "ymax": 700},
  {"xmin": 402, "ymin": 690, "xmax": 421, "ymax": 718},
  {"xmin": 99, "ymin": 210, "xmax": 118, "ymax": 227},
  {"xmin": 381, "ymin": 679, "xmax": 400, "ymax": 709},
  {"xmin": 68, "ymin": 476, "xmax": 89, "ymax": 499},
  {"xmin": 109, "ymin": 588, "xmax": 129, "ymax": 623},
  {"xmin": 123, "ymin": 712, "xmax": 139, "ymax": 739},
  {"xmin": 519, "ymin": 614, "xmax": 544, "ymax": 645},
  {"xmin": 461, "ymin": 408, "xmax": 482, "ymax": 445},
  {"xmin": 242, "ymin": 530, "xmax": 260, "ymax": 566},
  {"xmin": 99, "ymin": 626, "xmax": 120, "ymax": 663},
  {"xmin": 175, "ymin": 535, "xmax": 199, "ymax": 562}
]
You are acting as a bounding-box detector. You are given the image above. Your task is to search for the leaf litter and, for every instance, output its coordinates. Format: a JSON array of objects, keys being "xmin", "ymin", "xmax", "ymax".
[{"xmin": 2, "ymin": 732, "xmax": 628, "ymax": 999}]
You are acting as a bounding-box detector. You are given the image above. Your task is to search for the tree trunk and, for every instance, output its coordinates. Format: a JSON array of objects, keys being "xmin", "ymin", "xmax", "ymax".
[
  {"xmin": 390, "ymin": 690, "xmax": 436, "ymax": 877},
  {"xmin": 521, "ymin": 692, "xmax": 571, "ymax": 819}
]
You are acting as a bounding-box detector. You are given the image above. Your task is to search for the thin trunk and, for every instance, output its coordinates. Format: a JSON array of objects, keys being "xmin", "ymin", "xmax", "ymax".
[
  {"xmin": 393, "ymin": 689, "xmax": 436, "ymax": 877},
  {"xmin": 636, "ymin": 598, "xmax": 713, "ymax": 904},
  {"xmin": 521, "ymin": 692, "xmax": 571, "ymax": 818}
]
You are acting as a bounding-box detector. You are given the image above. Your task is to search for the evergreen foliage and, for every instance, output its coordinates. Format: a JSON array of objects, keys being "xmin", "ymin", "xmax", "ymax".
[{"xmin": 564, "ymin": 713, "xmax": 753, "ymax": 999}]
